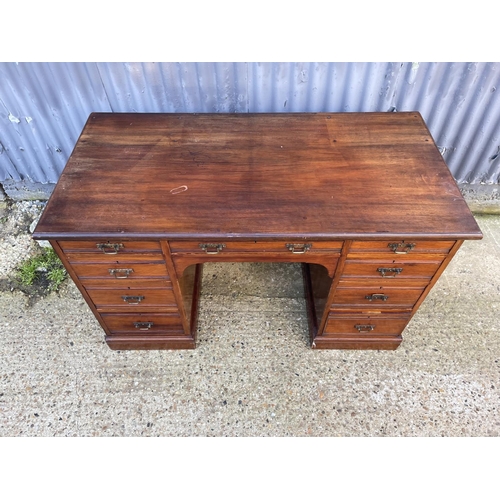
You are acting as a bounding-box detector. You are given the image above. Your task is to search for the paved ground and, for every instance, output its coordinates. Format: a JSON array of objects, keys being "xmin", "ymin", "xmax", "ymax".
[{"xmin": 0, "ymin": 202, "xmax": 499, "ymax": 436}]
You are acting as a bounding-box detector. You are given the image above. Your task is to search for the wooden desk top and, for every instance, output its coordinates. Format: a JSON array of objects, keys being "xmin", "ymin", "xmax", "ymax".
[{"xmin": 33, "ymin": 112, "xmax": 482, "ymax": 240}]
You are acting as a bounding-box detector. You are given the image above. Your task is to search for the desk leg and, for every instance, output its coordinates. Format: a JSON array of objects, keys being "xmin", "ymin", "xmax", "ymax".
[
  {"xmin": 178, "ymin": 263, "xmax": 203, "ymax": 343},
  {"xmin": 302, "ymin": 264, "xmax": 321, "ymax": 347}
]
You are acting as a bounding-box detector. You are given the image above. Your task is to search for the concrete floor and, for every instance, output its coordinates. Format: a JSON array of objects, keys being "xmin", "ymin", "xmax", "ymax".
[{"xmin": 0, "ymin": 206, "xmax": 499, "ymax": 437}]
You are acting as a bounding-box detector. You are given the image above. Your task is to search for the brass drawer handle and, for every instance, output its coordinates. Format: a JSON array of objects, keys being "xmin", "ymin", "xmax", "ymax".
[
  {"xmin": 122, "ymin": 295, "xmax": 145, "ymax": 305},
  {"xmin": 377, "ymin": 267, "xmax": 403, "ymax": 278},
  {"xmin": 355, "ymin": 324, "xmax": 375, "ymax": 332},
  {"xmin": 365, "ymin": 293, "xmax": 389, "ymax": 301},
  {"xmin": 388, "ymin": 242, "xmax": 415, "ymax": 254},
  {"xmin": 134, "ymin": 321, "xmax": 153, "ymax": 330},
  {"xmin": 199, "ymin": 243, "xmax": 226, "ymax": 254},
  {"xmin": 96, "ymin": 243, "xmax": 124, "ymax": 254},
  {"xmin": 286, "ymin": 243, "xmax": 312, "ymax": 254},
  {"xmin": 108, "ymin": 268, "xmax": 134, "ymax": 279}
]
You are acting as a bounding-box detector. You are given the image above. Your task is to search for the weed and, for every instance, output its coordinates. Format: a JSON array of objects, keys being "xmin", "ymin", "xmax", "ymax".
[{"xmin": 16, "ymin": 248, "xmax": 67, "ymax": 292}]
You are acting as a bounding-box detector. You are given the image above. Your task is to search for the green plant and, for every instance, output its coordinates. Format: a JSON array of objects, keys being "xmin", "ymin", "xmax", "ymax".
[{"xmin": 17, "ymin": 248, "xmax": 68, "ymax": 291}]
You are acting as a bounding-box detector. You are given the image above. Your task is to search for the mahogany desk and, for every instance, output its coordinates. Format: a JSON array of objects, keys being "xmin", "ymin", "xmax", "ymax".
[{"xmin": 33, "ymin": 112, "xmax": 483, "ymax": 350}]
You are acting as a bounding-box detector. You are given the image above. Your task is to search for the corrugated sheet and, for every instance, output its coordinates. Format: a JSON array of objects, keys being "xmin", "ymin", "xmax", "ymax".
[
  {"xmin": 1, "ymin": 62, "xmax": 499, "ymax": 186},
  {"xmin": 0, "ymin": 62, "xmax": 111, "ymax": 183}
]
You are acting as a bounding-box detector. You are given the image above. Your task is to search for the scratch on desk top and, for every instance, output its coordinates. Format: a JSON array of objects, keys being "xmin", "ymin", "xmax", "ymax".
[{"xmin": 170, "ymin": 185, "xmax": 188, "ymax": 195}]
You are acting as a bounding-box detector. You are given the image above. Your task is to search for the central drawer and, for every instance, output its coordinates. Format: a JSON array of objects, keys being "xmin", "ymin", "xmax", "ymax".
[
  {"xmin": 169, "ymin": 240, "xmax": 343, "ymax": 277},
  {"xmin": 168, "ymin": 240, "xmax": 343, "ymax": 255}
]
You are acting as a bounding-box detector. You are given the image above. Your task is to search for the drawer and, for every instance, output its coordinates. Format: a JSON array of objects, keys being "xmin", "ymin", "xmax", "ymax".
[
  {"xmin": 341, "ymin": 261, "xmax": 442, "ymax": 280},
  {"xmin": 79, "ymin": 278, "xmax": 172, "ymax": 289},
  {"xmin": 169, "ymin": 240, "xmax": 343, "ymax": 255},
  {"xmin": 346, "ymin": 252, "xmax": 447, "ymax": 262},
  {"xmin": 313, "ymin": 335, "xmax": 402, "ymax": 350},
  {"xmin": 349, "ymin": 240, "xmax": 455, "ymax": 254},
  {"xmin": 100, "ymin": 313, "xmax": 184, "ymax": 334},
  {"xmin": 324, "ymin": 313, "xmax": 410, "ymax": 336},
  {"xmin": 71, "ymin": 262, "xmax": 169, "ymax": 279},
  {"xmin": 337, "ymin": 277, "xmax": 431, "ymax": 288},
  {"xmin": 59, "ymin": 240, "xmax": 162, "ymax": 253},
  {"xmin": 65, "ymin": 252, "xmax": 164, "ymax": 263},
  {"xmin": 331, "ymin": 285, "xmax": 425, "ymax": 308},
  {"xmin": 86, "ymin": 287, "xmax": 177, "ymax": 309},
  {"xmin": 60, "ymin": 240, "xmax": 163, "ymax": 263}
]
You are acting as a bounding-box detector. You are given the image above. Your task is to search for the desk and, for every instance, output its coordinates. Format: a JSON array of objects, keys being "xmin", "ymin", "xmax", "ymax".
[{"xmin": 33, "ymin": 112, "xmax": 482, "ymax": 350}]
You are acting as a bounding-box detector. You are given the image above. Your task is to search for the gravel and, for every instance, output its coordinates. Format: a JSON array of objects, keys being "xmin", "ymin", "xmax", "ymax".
[{"xmin": 0, "ymin": 201, "xmax": 47, "ymax": 278}]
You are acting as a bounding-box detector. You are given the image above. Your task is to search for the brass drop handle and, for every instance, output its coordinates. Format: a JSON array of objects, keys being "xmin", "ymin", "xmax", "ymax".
[
  {"xmin": 388, "ymin": 242, "xmax": 416, "ymax": 254},
  {"xmin": 355, "ymin": 324, "xmax": 375, "ymax": 332},
  {"xmin": 134, "ymin": 322, "xmax": 153, "ymax": 331},
  {"xmin": 377, "ymin": 267, "xmax": 403, "ymax": 278},
  {"xmin": 122, "ymin": 295, "xmax": 145, "ymax": 305},
  {"xmin": 108, "ymin": 268, "xmax": 134, "ymax": 279},
  {"xmin": 96, "ymin": 243, "xmax": 124, "ymax": 254},
  {"xmin": 199, "ymin": 243, "xmax": 226, "ymax": 254},
  {"xmin": 286, "ymin": 243, "xmax": 312, "ymax": 254},
  {"xmin": 365, "ymin": 293, "xmax": 389, "ymax": 301}
]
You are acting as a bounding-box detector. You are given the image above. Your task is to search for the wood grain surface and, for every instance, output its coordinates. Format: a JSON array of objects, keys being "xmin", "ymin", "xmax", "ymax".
[{"xmin": 33, "ymin": 112, "xmax": 482, "ymax": 241}]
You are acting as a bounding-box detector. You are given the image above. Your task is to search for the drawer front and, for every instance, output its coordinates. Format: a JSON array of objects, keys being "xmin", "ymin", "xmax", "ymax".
[
  {"xmin": 324, "ymin": 313, "xmax": 410, "ymax": 336},
  {"xmin": 169, "ymin": 240, "xmax": 342, "ymax": 255},
  {"xmin": 346, "ymin": 252, "xmax": 447, "ymax": 262},
  {"xmin": 100, "ymin": 313, "xmax": 184, "ymax": 334},
  {"xmin": 72, "ymin": 263, "xmax": 169, "ymax": 279},
  {"xmin": 59, "ymin": 240, "xmax": 162, "ymax": 253},
  {"xmin": 349, "ymin": 240, "xmax": 455, "ymax": 255},
  {"xmin": 337, "ymin": 277, "xmax": 431, "ymax": 288},
  {"xmin": 79, "ymin": 278, "xmax": 172, "ymax": 289},
  {"xmin": 331, "ymin": 286, "xmax": 425, "ymax": 308},
  {"xmin": 86, "ymin": 288, "xmax": 177, "ymax": 309},
  {"xmin": 313, "ymin": 336, "xmax": 402, "ymax": 350},
  {"xmin": 341, "ymin": 261, "xmax": 442, "ymax": 280},
  {"xmin": 60, "ymin": 240, "xmax": 163, "ymax": 263},
  {"xmin": 65, "ymin": 252, "xmax": 164, "ymax": 263}
]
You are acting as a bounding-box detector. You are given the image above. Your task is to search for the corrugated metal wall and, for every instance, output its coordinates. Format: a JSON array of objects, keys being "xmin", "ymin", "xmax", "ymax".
[{"xmin": 1, "ymin": 62, "xmax": 499, "ymax": 191}]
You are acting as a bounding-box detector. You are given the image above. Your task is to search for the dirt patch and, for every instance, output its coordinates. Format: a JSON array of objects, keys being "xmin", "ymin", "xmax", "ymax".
[
  {"xmin": 0, "ymin": 199, "xmax": 56, "ymax": 306},
  {"xmin": 0, "ymin": 273, "xmax": 59, "ymax": 307}
]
